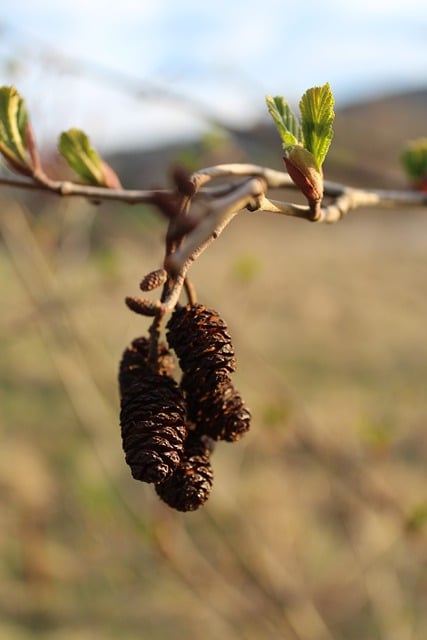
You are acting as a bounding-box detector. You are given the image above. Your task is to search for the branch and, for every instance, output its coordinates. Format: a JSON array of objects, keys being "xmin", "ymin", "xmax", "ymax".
[
  {"xmin": 0, "ymin": 173, "xmax": 159, "ymax": 204},
  {"xmin": 160, "ymin": 176, "xmax": 266, "ymax": 312},
  {"xmin": 259, "ymin": 187, "xmax": 427, "ymax": 223},
  {"xmin": 191, "ymin": 163, "xmax": 296, "ymax": 189},
  {"xmin": 2, "ymin": 162, "xmax": 427, "ymax": 320},
  {"xmin": 2, "ymin": 164, "xmax": 426, "ymax": 215}
]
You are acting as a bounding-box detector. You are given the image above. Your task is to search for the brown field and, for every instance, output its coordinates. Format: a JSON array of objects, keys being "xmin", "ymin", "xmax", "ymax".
[{"xmin": 0, "ymin": 174, "xmax": 426, "ymax": 639}]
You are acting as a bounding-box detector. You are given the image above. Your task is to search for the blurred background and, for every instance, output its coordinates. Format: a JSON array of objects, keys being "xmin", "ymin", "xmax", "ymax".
[{"xmin": 0, "ymin": 1, "xmax": 427, "ymax": 639}]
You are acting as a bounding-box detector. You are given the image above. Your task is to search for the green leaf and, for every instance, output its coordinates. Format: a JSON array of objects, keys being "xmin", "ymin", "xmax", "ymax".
[
  {"xmin": 0, "ymin": 85, "xmax": 31, "ymax": 172},
  {"xmin": 266, "ymin": 95, "xmax": 302, "ymax": 149},
  {"xmin": 299, "ymin": 82, "xmax": 335, "ymax": 169},
  {"xmin": 401, "ymin": 138, "xmax": 427, "ymax": 181},
  {"xmin": 58, "ymin": 128, "xmax": 105, "ymax": 185}
]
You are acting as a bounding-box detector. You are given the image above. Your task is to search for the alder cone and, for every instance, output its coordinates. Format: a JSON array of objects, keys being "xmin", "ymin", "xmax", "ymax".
[
  {"xmin": 166, "ymin": 303, "xmax": 236, "ymax": 388},
  {"xmin": 119, "ymin": 337, "xmax": 186, "ymax": 484},
  {"xmin": 119, "ymin": 336, "xmax": 175, "ymax": 395},
  {"xmin": 120, "ymin": 374, "xmax": 187, "ymax": 483},
  {"xmin": 184, "ymin": 377, "xmax": 251, "ymax": 442},
  {"xmin": 155, "ymin": 433, "xmax": 214, "ymax": 511}
]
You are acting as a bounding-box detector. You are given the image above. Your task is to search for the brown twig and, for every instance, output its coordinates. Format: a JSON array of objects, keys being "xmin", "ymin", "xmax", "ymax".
[
  {"xmin": 161, "ymin": 176, "xmax": 266, "ymax": 312},
  {"xmin": 183, "ymin": 277, "xmax": 197, "ymax": 306},
  {"xmin": 2, "ymin": 163, "xmax": 427, "ymax": 322},
  {"xmin": 2, "ymin": 164, "xmax": 426, "ymax": 212},
  {"xmin": 0, "ymin": 173, "xmax": 160, "ymax": 204}
]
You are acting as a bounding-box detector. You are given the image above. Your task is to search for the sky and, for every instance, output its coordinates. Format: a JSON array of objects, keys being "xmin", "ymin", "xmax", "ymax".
[{"xmin": 0, "ymin": 0, "xmax": 426, "ymax": 152}]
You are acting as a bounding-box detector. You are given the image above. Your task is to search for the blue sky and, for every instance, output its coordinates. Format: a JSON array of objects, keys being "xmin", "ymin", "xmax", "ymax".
[{"xmin": 0, "ymin": 0, "xmax": 426, "ymax": 151}]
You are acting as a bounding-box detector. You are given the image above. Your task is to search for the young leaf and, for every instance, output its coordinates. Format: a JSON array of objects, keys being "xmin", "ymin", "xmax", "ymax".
[
  {"xmin": 266, "ymin": 95, "xmax": 302, "ymax": 149},
  {"xmin": 58, "ymin": 128, "xmax": 105, "ymax": 186},
  {"xmin": 0, "ymin": 85, "xmax": 32, "ymax": 175},
  {"xmin": 299, "ymin": 82, "xmax": 335, "ymax": 170}
]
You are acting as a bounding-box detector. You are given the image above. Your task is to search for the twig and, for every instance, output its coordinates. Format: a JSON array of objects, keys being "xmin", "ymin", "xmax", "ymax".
[
  {"xmin": 183, "ymin": 277, "xmax": 197, "ymax": 306},
  {"xmin": 161, "ymin": 177, "xmax": 266, "ymax": 312},
  {"xmin": 0, "ymin": 173, "xmax": 160, "ymax": 204},
  {"xmin": 2, "ymin": 165, "xmax": 426, "ymax": 214},
  {"xmin": 191, "ymin": 163, "xmax": 295, "ymax": 189},
  {"xmin": 2, "ymin": 163, "xmax": 427, "ymax": 321}
]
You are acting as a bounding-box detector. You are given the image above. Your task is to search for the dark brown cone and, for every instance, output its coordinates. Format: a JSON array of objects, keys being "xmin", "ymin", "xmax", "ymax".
[
  {"xmin": 120, "ymin": 373, "xmax": 187, "ymax": 483},
  {"xmin": 166, "ymin": 304, "xmax": 236, "ymax": 388},
  {"xmin": 119, "ymin": 336, "xmax": 175, "ymax": 395},
  {"xmin": 119, "ymin": 337, "xmax": 186, "ymax": 484},
  {"xmin": 155, "ymin": 433, "xmax": 214, "ymax": 511},
  {"xmin": 183, "ymin": 377, "xmax": 251, "ymax": 442}
]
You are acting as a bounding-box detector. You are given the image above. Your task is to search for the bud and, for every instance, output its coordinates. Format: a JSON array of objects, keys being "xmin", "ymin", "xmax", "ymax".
[
  {"xmin": 100, "ymin": 160, "xmax": 122, "ymax": 189},
  {"xmin": 284, "ymin": 145, "xmax": 324, "ymax": 202}
]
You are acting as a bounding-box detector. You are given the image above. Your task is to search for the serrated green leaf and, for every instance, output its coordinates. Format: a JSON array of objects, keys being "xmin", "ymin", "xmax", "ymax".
[
  {"xmin": 299, "ymin": 83, "xmax": 335, "ymax": 169},
  {"xmin": 401, "ymin": 138, "xmax": 427, "ymax": 180},
  {"xmin": 58, "ymin": 128, "xmax": 105, "ymax": 185},
  {"xmin": 266, "ymin": 95, "xmax": 302, "ymax": 149},
  {"xmin": 0, "ymin": 85, "xmax": 30, "ymax": 171}
]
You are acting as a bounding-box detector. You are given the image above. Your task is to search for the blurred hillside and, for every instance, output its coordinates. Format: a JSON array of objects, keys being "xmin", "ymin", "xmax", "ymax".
[{"xmin": 106, "ymin": 87, "xmax": 427, "ymax": 190}]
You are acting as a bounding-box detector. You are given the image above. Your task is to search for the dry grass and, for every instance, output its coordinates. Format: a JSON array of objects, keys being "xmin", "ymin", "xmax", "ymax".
[{"xmin": 0, "ymin": 192, "xmax": 426, "ymax": 640}]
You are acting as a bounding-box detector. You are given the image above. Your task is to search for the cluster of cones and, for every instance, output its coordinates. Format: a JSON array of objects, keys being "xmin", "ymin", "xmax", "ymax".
[{"xmin": 119, "ymin": 303, "xmax": 251, "ymax": 511}]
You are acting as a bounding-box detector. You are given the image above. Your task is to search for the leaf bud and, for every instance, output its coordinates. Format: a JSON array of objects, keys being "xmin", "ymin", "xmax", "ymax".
[{"xmin": 284, "ymin": 145, "xmax": 324, "ymax": 203}]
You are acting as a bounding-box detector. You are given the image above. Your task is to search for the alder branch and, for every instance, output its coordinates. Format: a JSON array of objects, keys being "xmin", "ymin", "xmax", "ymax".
[
  {"xmin": 0, "ymin": 173, "xmax": 158, "ymax": 204},
  {"xmin": 257, "ymin": 187, "xmax": 427, "ymax": 223},
  {"xmin": 161, "ymin": 176, "xmax": 266, "ymax": 312},
  {"xmin": 2, "ymin": 164, "xmax": 426, "ymax": 211},
  {"xmin": 2, "ymin": 162, "xmax": 427, "ymax": 319},
  {"xmin": 162, "ymin": 168, "xmax": 427, "ymax": 288}
]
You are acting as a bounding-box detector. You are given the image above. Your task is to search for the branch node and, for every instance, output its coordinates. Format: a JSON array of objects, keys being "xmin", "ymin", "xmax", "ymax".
[{"xmin": 59, "ymin": 181, "xmax": 74, "ymax": 196}]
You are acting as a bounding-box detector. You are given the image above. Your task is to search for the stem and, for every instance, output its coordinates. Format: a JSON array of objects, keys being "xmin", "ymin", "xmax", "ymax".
[
  {"xmin": 2, "ymin": 165, "xmax": 426, "ymax": 212},
  {"xmin": 164, "ymin": 188, "xmax": 194, "ymax": 259},
  {"xmin": 161, "ymin": 177, "xmax": 266, "ymax": 312},
  {"xmin": 0, "ymin": 173, "xmax": 162, "ymax": 204},
  {"xmin": 184, "ymin": 277, "xmax": 197, "ymax": 306},
  {"xmin": 255, "ymin": 195, "xmax": 312, "ymax": 219},
  {"xmin": 148, "ymin": 308, "xmax": 166, "ymax": 369},
  {"xmin": 192, "ymin": 163, "xmax": 295, "ymax": 189},
  {"xmin": 254, "ymin": 187, "xmax": 427, "ymax": 223},
  {"xmin": 168, "ymin": 177, "xmax": 266, "ymax": 274}
]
